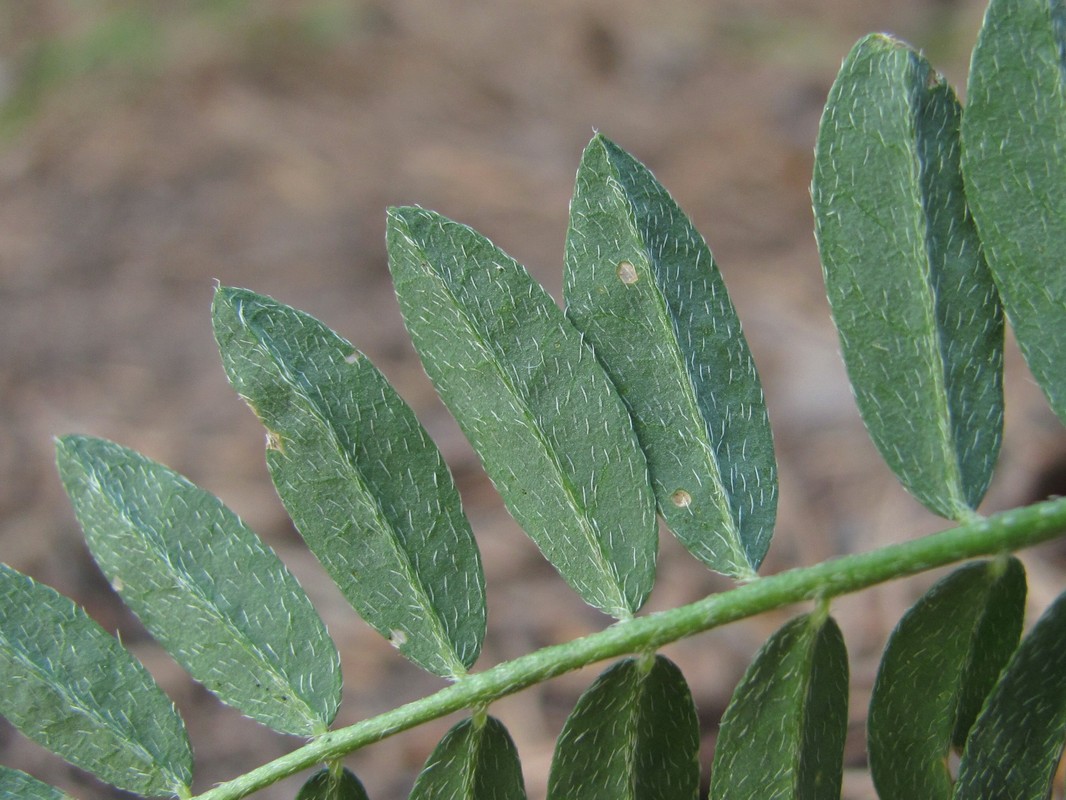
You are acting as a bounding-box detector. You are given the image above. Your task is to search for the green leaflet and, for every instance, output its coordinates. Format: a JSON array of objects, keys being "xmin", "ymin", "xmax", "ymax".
[
  {"xmin": 0, "ymin": 563, "xmax": 192, "ymax": 797},
  {"xmin": 0, "ymin": 767, "xmax": 72, "ymax": 800},
  {"xmin": 212, "ymin": 287, "xmax": 485, "ymax": 679},
  {"xmin": 812, "ymin": 34, "xmax": 1004, "ymax": 520},
  {"xmin": 963, "ymin": 0, "xmax": 1066, "ymax": 426},
  {"xmin": 55, "ymin": 434, "xmax": 341, "ymax": 737},
  {"xmin": 546, "ymin": 655, "xmax": 700, "ymax": 800},
  {"xmin": 954, "ymin": 587, "xmax": 1066, "ymax": 799},
  {"xmin": 709, "ymin": 612, "xmax": 848, "ymax": 800},
  {"xmin": 296, "ymin": 766, "xmax": 370, "ymax": 800},
  {"xmin": 867, "ymin": 558, "xmax": 1026, "ymax": 799},
  {"xmin": 386, "ymin": 206, "xmax": 657, "ymax": 619},
  {"xmin": 410, "ymin": 715, "xmax": 526, "ymax": 800},
  {"xmin": 564, "ymin": 134, "xmax": 777, "ymax": 579}
]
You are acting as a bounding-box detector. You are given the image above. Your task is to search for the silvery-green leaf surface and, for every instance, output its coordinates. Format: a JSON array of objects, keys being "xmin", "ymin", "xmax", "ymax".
[
  {"xmin": 963, "ymin": 0, "xmax": 1066, "ymax": 425},
  {"xmin": 213, "ymin": 287, "xmax": 485, "ymax": 678},
  {"xmin": 386, "ymin": 206, "xmax": 657, "ymax": 619},
  {"xmin": 812, "ymin": 34, "xmax": 1004, "ymax": 520},
  {"xmin": 56, "ymin": 434, "xmax": 340, "ymax": 736},
  {"xmin": 410, "ymin": 716, "xmax": 526, "ymax": 800},
  {"xmin": 0, "ymin": 563, "xmax": 191, "ymax": 797},
  {"xmin": 564, "ymin": 134, "xmax": 777, "ymax": 579},
  {"xmin": 546, "ymin": 655, "xmax": 700, "ymax": 800},
  {"xmin": 953, "ymin": 588, "xmax": 1066, "ymax": 799},
  {"xmin": 295, "ymin": 766, "xmax": 370, "ymax": 800},
  {"xmin": 867, "ymin": 558, "xmax": 1025, "ymax": 799},
  {"xmin": 709, "ymin": 612, "xmax": 848, "ymax": 799},
  {"xmin": 0, "ymin": 767, "xmax": 72, "ymax": 800}
]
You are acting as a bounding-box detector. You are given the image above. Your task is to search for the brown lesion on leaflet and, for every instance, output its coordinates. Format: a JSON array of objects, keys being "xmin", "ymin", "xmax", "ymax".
[
  {"xmin": 266, "ymin": 430, "xmax": 285, "ymax": 453},
  {"xmin": 671, "ymin": 489, "xmax": 692, "ymax": 508},
  {"xmin": 617, "ymin": 260, "xmax": 639, "ymax": 285}
]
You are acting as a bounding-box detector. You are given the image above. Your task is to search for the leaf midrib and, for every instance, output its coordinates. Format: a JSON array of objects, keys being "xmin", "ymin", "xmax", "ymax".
[
  {"xmin": 460, "ymin": 720, "xmax": 482, "ymax": 799},
  {"xmin": 0, "ymin": 591, "xmax": 180, "ymax": 792},
  {"xmin": 788, "ymin": 622, "xmax": 819, "ymax": 796},
  {"xmin": 237, "ymin": 301, "xmax": 468, "ymax": 676},
  {"xmin": 79, "ymin": 456, "xmax": 326, "ymax": 731},
  {"xmin": 601, "ymin": 151, "xmax": 751, "ymax": 572},
  {"xmin": 399, "ymin": 220, "xmax": 631, "ymax": 616},
  {"xmin": 906, "ymin": 69, "xmax": 974, "ymax": 520},
  {"xmin": 623, "ymin": 663, "xmax": 647, "ymax": 800}
]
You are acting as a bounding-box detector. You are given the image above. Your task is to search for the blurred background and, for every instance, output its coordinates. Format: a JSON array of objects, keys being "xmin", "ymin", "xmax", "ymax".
[{"xmin": 2, "ymin": 1, "xmax": 1064, "ymax": 798}]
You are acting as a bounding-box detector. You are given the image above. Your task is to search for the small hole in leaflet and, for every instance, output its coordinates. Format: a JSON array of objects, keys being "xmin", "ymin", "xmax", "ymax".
[
  {"xmin": 617, "ymin": 260, "xmax": 639, "ymax": 285},
  {"xmin": 389, "ymin": 630, "xmax": 407, "ymax": 648},
  {"xmin": 345, "ymin": 352, "xmax": 359, "ymax": 365},
  {"xmin": 671, "ymin": 489, "xmax": 692, "ymax": 508}
]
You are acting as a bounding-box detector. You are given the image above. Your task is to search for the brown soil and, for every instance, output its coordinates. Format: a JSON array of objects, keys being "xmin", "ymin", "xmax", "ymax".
[{"xmin": 2, "ymin": 2, "xmax": 1064, "ymax": 798}]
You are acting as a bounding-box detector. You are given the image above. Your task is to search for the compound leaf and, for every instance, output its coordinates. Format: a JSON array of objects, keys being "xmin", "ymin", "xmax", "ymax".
[
  {"xmin": 386, "ymin": 206, "xmax": 657, "ymax": 619},
  {"xmin": 213, "ymin": 287, "xmax": 485, "ymax": 679},
  {"xmin": 565, "ymin": 134, "xmax": 777, "ymax": 580},
  {"xmin": 296, "ymin": 766, "xmax": 370, "ymax": 800},
  {"xmin": 55, "ymin": 434, "xmax": 341, "ymax": 737},
  {"xmin": 0, "ymin": 767, "xmax": 72, "ymax": 800},
  {"xmin": 709, "ymin": 612, "xmax": 848, "ymax": 799},
  {"xmin": 868, "ymin": 558, "xmax": 1026, "ymax": 799},
  {"xmin": 812, "ymin": 34, "xmax": 1004, "ymax": 520},
  {"xmin": 0, "ymin": 563, "xmax": 192, "ymax": 797},
  {"xmin": 963, "ymin": 0, "xmax": 1066, "ymax": 425},
  {"xmin": 410, "ymin": 715, "xmax": 526, "ymax": 800},
  {"xmin": 953, "ymin": 588, "xmax": 1066, "ymax": 799},
  {"xmin": 547, "ymin": 655, "xmax": 700, "ymax": 800}
]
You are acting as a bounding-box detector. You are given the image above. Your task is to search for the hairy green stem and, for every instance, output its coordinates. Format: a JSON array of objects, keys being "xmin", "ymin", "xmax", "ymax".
[{"xmin": 193, "ymin": 497, "xmax": 1066, "ymax": 800}]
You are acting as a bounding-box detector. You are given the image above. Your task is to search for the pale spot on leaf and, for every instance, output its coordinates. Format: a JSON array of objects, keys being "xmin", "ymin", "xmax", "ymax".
[
  {"xmin": 671, "ymin": 489, "xmax": 693, "ymax": 508},
  {"xmin": 617, "ymin": 261, "xmax": 639, "ymax": 285}
]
